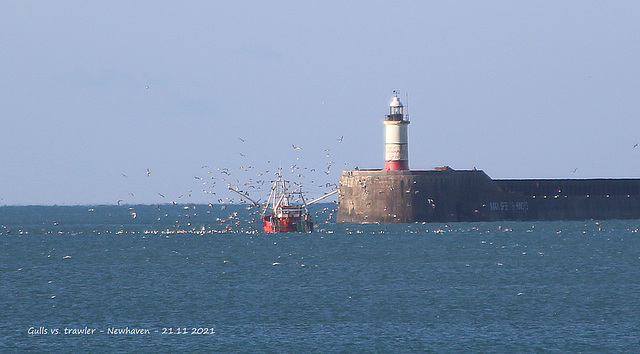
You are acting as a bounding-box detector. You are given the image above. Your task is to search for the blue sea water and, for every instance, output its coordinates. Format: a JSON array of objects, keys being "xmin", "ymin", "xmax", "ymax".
[{"xmin": 1, "ymin": 204, "xmax": 640, "ymax": 352}]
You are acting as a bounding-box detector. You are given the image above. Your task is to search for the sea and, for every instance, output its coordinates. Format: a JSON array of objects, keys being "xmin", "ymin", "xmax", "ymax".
[{"xmin": 1, "ymin": 204, "xmax": 639, "ymax": 352}]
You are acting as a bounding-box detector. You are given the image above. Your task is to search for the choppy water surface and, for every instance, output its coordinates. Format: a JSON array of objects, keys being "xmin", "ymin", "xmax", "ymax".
[{"xmin": 2, "ymin": 205, "xmax": 640, "ymax": 352}]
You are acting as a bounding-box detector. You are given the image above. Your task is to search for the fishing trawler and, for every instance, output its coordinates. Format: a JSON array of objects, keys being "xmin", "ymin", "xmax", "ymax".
[{"xmin": 229, "ymin": 173, "xmax": 337, "ymax": 233}]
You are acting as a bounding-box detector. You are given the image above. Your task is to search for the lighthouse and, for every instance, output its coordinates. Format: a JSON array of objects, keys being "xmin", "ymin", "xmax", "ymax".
[{"xmin": 384, "ymin": 92, "xmax": 410, "ymax": 170}]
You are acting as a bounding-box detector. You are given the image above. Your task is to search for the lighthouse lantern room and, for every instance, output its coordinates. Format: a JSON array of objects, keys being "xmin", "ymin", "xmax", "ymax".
[{"xmin": 383, "ymin": 92, "xmax": 410, "ymax": 170}]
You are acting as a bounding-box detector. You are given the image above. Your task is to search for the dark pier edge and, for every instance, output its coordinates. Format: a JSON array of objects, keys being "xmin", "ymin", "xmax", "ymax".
[{"xmin": 336, "ymin": 168, "xmax": 640, "ymax": 223}]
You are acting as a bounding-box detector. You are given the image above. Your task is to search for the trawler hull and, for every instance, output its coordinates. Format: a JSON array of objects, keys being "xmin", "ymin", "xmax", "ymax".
[{"xmin": 262, "ymin": 216, "xmax": 313, "ymax": 233}]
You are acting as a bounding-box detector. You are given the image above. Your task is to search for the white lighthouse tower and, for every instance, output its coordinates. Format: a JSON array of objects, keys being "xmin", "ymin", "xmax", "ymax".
[{"xmin": 384, "ymin": 92, "xmax": 410, "ymax": 170}]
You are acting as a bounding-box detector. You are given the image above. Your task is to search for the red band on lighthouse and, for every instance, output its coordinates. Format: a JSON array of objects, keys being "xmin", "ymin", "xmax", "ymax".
[{"xmin": 384, "ymin": 160, "xmax": 409, "ymax": 170}]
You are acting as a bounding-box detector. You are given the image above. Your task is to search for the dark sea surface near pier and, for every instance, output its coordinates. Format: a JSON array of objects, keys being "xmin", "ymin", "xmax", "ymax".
[{"xmin": 2, "ymin": 204, "xmax": 640, "ymax": 352}]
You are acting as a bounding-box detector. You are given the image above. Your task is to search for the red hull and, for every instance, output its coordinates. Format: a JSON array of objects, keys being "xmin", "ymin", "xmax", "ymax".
[
  {"xmin": 262, "ymin": 215, "xmax": 313, "ymax": 233},
  {"xmin": 263, "ymin": 217, "xmax": 274, "ymax": 233}
]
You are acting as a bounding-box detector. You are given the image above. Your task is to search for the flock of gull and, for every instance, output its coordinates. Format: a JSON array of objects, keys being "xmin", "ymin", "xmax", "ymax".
[{"xmin": 110, "ymin": 135, "xmax": 346, "ymax": 232}]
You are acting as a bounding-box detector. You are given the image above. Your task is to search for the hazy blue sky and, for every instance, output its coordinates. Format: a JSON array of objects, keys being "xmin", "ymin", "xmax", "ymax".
[{"xmin": 2, "ymin": 1, "xmax": 639, "ymax": 205}]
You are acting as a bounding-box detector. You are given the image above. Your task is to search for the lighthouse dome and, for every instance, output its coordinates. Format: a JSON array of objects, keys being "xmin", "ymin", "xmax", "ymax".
[{"xmin": 389, "ymin": 96, "xmax": 403, "ymax": 108}]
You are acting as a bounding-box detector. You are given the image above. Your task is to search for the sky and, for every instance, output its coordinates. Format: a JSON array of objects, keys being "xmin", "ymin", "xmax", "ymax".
[{"xmin": 1, "ymin": 1, "xmax": 639, "ymax": 205}]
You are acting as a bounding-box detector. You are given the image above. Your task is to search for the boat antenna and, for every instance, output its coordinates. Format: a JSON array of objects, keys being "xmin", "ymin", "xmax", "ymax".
[{"xmin": 405, "ymin": 92, "xmax": 410, "ymax": 122}]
